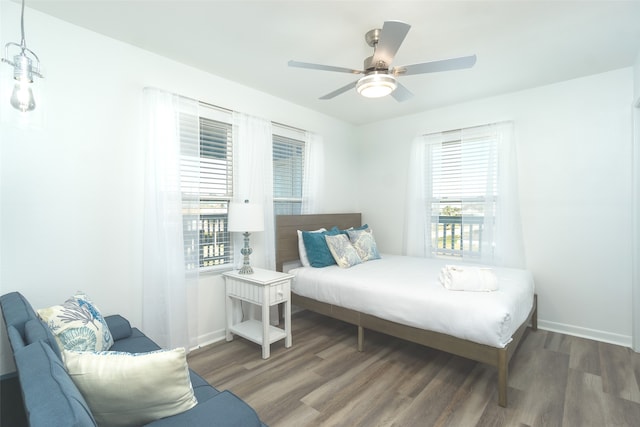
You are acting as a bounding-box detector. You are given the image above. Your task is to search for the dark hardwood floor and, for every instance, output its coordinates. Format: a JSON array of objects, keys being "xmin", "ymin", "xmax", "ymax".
[{"xmin": 188, "ymin": 310, "xmax": 640, "ymax": 427}]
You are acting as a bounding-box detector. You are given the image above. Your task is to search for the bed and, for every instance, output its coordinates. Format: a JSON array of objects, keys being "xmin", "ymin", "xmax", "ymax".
[{"xmin": 275, "ymin": 213, "xmax": 537, "ymax": 407}]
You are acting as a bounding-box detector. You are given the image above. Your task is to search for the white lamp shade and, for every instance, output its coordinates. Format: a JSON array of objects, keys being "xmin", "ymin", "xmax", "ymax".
[{"xmin": 228, "ymin": 202, "xmax": 264, "ymax": 232}]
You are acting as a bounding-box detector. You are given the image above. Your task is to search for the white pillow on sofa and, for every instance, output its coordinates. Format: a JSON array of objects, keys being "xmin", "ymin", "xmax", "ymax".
[{"xmin": 63, "ymin": 347, "xmax": 197, "ymax": 427}]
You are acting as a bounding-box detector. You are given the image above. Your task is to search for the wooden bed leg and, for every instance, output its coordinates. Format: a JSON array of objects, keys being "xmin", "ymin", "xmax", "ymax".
[
  {"xmin": 532, "ymin": 294, "xmax": 538, "ymax": 331},
  {"xmin": 498, "ymin": 349, "xmax": 508, "ymax": 407},
  {"xmin": 357, "ymin": 326, "xmax": 364, "ymax": 352}
]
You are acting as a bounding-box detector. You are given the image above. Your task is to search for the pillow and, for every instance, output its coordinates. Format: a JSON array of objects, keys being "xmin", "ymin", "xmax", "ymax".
[
  {"xmin": 341, "ymin": 223, "xmax": 369, "ymax": 234},
  {"xmin": 297, "ymin": 228, "xmax": 326, "ymax": 267},
  {"xmin": 38, "ymin": 292, "xmax": 113, "ymax": 352},
  {"xmin": 63, "ymin": 347, "xmax": 197, "ymax": 427},
  {"xmin": 302, "ymin": 227, "xmax": 341, "ymax": 268},
  {"xmin": 347, "ymin": 228, "xmax": 381, "ymax": 262},
  {"xmin": 325, "ymin": 234, "xmax": 363, "ymax": 268}
]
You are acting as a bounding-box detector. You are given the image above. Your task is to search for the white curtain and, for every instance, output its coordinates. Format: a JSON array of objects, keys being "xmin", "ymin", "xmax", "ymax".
[
  {"xmin": 232, "ymin": 112, "xmax": 275, "ymax": 269},
  {"xmin": 142, "ymin": 87, "xmax": 199, "ymax": 350},
  {"xmin": 404, "ymin": 136, "xmax": 430, "ymax": 257},
  {"xmin": 404, "ymin": 121, "xmax": 525, "ymax": 268},
  {"xmin": 302, "ymin": 131, "xmax": 325, "ymax": 214},
  {"xmin": 493, "ymin": 122, "xmax": 525, "ymax": 268},
  {"xmin": 232, "ymin": 112, "xmax": 277, "ymax": 323}
]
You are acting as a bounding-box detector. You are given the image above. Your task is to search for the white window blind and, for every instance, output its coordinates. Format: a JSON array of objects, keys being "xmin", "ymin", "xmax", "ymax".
[
  {"xmin": 427, "ymin": 124, "xmax": 499, "ymax": 258},
  {"xmin": 181, "ymin": 105, "xmax": 234, "ymax": 270},
  {"xmin": 273, "ymin": 126, "xmax": 305, "ymax": 215}
]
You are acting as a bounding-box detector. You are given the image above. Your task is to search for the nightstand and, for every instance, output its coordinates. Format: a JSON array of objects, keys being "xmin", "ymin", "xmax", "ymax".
[{"xmin": 223, "ymin": 268, "xmax": 293, "ymax": 359}]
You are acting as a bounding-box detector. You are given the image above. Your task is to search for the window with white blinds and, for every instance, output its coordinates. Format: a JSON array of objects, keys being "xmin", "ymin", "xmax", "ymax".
[
  {"xmin": 181, "ymin": 106, "xmax": 234, "ymax": 270},
  {"xmin": 427, "ymin": 124, "xmax": 499, "ymax": 258},
  {"xmin": 273, "ymin": 127, "xmax": 305, "ymax": 215}
]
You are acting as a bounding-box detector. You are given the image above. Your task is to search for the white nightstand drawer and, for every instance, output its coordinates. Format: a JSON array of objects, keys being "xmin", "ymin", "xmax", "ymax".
[{"xmin": 269, "ymin": 280, "xmax": 290, "ymax": 304}]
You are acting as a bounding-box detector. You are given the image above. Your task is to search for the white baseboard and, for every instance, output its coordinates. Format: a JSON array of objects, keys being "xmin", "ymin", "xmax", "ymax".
[
  {"xmin": 538, "ymin": 320, "xmax": 632, "ymax": 349},
  {"xmin": 190, "ymin": 328, "xmax": 227, "ymax": 352}
]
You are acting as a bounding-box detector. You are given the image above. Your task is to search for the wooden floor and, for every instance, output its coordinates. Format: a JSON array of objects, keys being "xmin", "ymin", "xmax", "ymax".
[{"xmin": 188, "ymin": 310, "xmax": 640, "ymax": 427}]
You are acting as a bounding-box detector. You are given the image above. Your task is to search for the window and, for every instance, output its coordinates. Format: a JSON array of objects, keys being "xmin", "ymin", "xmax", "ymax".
[
  {"xmin": 181, "ymin": 105, "xmax": 234, "ymax": 270},
  {"xmin": 427, "ymin": 124, "xmax": 499, "ymax": 259},
  {"xmin": 273, "ymin": 126, "xmax": 305, "ymax": 215}
]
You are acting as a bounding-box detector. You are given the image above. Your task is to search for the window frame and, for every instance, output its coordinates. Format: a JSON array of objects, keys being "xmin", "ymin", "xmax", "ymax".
[{"xmin": 181, "ymin": 105, "xmax": 235, "ymax": 272}]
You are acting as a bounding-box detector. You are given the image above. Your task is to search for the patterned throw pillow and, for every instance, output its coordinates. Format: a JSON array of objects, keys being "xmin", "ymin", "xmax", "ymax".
[
  {"xmin": 325, "ymin": 234, "xmax": 363, "ymax": 268},
  {"xmin": 38, "ymin": 292, "xmax": 114, "ymax": 352},
  {"xmin": 347, "ymin": 228, "xmax": 381, "ymax": 262}
]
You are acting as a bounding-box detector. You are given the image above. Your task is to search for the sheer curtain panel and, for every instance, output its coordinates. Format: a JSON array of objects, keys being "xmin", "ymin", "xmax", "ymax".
[
  {"xmin": 232, "ymin": 112, "xmax": 279, "ymax": 323},
  {"xmin": 232, "ymin": 112, "xmax": 275, "ymax": 270},
  {"xmin": 302, "ymin": 131, "xmax": 325, "ymax": 214},
  {"xmin": 142, "ymin": 87, "xmax": 199, "ymax": 350}
]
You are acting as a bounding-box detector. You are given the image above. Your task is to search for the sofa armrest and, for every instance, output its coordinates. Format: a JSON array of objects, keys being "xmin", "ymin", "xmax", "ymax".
[
  {"xmin": 145, "ymin": 390, "xmax": 263, "ymax": 427},
  {"xmin": 15, "ymin": 341, "xmax": 97, "ymax": 427},
  {"xmin": 105, "ymin": 315, "xmax": 132, "ymax": 341}
]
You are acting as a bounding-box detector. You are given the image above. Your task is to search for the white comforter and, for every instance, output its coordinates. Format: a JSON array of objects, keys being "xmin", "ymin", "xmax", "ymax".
[{"xmin": 290, "ymin": 255, "xmax": 535, "ymax": 348}]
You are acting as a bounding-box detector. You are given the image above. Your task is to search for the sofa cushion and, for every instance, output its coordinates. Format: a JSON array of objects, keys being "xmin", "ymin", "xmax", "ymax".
[
  {"xmin": 24, "ymin": 318, "xmax": 61, "ymax": 359},
  {"xmin": 190, "ymin": 371, "xmax": 222, "ymax": 403},
  {"xmin": 15, "ymin": 341, "xmax": 97, "ymax": 427},
  {"xmin": 105, "ymin": 314, "xmax": 133, "ymax": 341},
  {"xmin": 6, "ymin": 324, "xmax": 25, "ymax": 351},
  {"xmin": 145, "ymin": 390, "xmax": 262, "ymax": 427},
  {"xmin": 0, "ymin": 291, "xmax": 38, "ymax": 335},
  {"xmin": 38, "ymin": 292, "xmax": 114, "ymax": 352},
  {"xmin": 109, "ymin": 327, "xmax": 162, "ymax": 353},
  {"xmin": 63, "ymin": 347, "xmax": 197, "ymax": 427}
]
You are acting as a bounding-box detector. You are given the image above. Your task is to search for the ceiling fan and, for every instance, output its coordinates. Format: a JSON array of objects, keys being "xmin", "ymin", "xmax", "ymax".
[{"xmin": 288, "ymin": 21, "xmax": 476, "ymax": 102}]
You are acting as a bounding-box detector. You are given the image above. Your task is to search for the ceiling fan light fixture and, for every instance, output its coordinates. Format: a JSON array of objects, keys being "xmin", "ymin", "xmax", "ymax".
[{"xmin": 356, "ymin": 73, "xmax": 397, "ymax": 98}]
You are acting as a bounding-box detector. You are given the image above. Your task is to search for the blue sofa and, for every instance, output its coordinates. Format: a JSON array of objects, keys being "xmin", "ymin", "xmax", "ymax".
[{"xmin": 0, "ymin": 292, "xmax": 267, "ymax": 427}]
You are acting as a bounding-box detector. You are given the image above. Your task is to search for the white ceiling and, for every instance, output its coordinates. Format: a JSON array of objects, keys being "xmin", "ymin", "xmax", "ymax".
[{"xmin": 24, "ymin": 0, "xmax": 640, "ymax": 125}]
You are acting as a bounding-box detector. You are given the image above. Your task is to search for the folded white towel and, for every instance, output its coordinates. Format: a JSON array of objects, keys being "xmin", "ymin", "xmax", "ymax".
[{"xmin": 439, "ymin": 265, "xmax": 498, "ymax": 292}]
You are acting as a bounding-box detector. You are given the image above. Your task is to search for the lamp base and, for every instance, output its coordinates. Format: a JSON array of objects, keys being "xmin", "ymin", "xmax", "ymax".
[
  {"xmin": 238, "ymin": 265, "xmax": 254, "ymax": 275},
  {"xmin": 238, "ymin": 231, "xmax": 254, "ymax": 274}
]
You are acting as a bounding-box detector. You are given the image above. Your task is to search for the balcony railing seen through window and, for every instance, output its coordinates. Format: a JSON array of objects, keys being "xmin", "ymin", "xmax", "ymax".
[{"xmin": 431, "ymin": 215, "xmax": 484, "ymax": 257}]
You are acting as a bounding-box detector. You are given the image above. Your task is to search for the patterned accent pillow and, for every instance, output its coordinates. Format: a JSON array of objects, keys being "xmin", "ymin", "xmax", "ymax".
[
  {"xmin": 63, "ymin": 347, "xmax": 197, "ymax": 427},
  {"xmin": 347, "ymin": 228, "xmax": 381, "ymax": 262},
  {"xmin": 325, "ymin": 234, "xmax": 363, "ymax": 268},
  {"xmin": 38, "ymin": 292, "xmax": 114, "ymax": 352}
]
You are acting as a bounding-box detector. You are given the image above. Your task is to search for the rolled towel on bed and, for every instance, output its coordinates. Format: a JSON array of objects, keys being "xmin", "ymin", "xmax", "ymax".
[{"xmin": 439, "ymin": 265, "xmax": 498, "ymax": 291}]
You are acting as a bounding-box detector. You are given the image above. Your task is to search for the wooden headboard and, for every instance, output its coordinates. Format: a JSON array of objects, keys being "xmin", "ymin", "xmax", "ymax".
[{"xmin": 275, "ymin": 213, "xmax": 362, "ymax": 272}]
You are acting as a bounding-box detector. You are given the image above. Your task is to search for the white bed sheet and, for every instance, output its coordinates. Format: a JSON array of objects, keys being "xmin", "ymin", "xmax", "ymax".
[{"xmin": 290, "ymin": 254, "xmax": 535, "ymax": 348}]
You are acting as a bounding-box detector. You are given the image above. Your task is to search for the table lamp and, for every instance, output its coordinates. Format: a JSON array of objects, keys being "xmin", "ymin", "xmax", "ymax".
[{"xmin": 228, "ymin": 200, "xmax": 264, "ymax": 274}]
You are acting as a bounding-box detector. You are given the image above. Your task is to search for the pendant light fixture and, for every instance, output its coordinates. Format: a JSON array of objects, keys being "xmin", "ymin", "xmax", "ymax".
[{"xmin": 2, "ymin": 0, "xmax": 43, "ymax": 112}]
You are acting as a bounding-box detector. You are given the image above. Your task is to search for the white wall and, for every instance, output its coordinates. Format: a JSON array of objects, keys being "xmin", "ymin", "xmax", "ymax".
[
  {"xmin": 0, "ymin": 3, "xmax": 358, "ymax": 375},
  {"xmin": 357, "ymin": 68, "xmax": 635, "ymax": 346},
  {"xmin": 633, "ymin": 49, "xmax": 640, "ymax": 350}
]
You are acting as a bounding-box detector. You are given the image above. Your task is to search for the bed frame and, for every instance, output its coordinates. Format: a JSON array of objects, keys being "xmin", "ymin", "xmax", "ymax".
[{"xmin": 275, "ymin": 213, "xmax": 538, "ymax": 407}]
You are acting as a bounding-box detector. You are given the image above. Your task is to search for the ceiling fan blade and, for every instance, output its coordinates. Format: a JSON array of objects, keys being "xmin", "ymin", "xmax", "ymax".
[
  {"xmin": 319, "ymin": 80, "xmax": 358, "ymax": 100},
  {"xmin": 372, "ymin": 21, "xmax": 411, "ymax": 67},
  {"xmin": 394, "ymin": 54, "xmax": 477, "ymax": 76},
  {"xmin": 391, "ymin": 82, "xmax": 414, "ymax": 102},
  {"xmin": 288, "ymin": 60, "xmax": 362, "ymax": 75}
]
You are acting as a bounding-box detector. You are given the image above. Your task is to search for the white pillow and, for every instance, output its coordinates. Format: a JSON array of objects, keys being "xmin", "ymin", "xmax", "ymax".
[
  {"xmin": 38, "ymin": 292, "xmax": 113, "ymax": 352},
  {"xmin": 63, "ymin": 348, "xmax": 197, "ymax": 427},
  {"xmin": 297, "ymin": 228, "xmax": 326, "ymax": 267}
]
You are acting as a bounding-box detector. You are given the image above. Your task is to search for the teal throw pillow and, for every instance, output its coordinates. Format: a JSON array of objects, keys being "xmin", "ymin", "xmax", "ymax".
[{"xmin": 302, "ymin": 227, "xmax": 341, "ymax": 268}]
